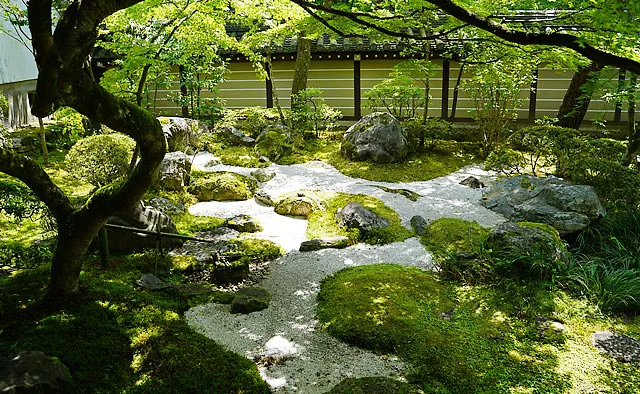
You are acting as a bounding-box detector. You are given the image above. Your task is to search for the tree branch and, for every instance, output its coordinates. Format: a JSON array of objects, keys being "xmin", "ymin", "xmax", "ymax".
[
  {"xmin": 292, "ymin": 0, "xmax": 640, "ymax": 74},
  {"xmin": 0, "ymin": 148, "xmax": 73, "ymax": 221}
]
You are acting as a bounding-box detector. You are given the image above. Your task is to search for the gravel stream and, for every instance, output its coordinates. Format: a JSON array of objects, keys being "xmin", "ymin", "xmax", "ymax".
[{"xmin": 185, "ymin": 153, "xmax": 505, "ymax": 393}]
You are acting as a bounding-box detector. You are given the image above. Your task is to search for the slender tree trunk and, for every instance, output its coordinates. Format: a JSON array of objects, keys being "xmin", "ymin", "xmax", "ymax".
[
  {"xmin": 266, "ymin": 54, "xmax": 287, "ymax": 125},
  {"xmin": 291, "ymin": 33, "xmax": 311, "ymax": 111},
  {"xmin": 179, "ymin": 65, "xmax": 189, "ymax": 117},
  {"xmin": 38, "ymin": 117, "xmax": 49, "ymax": 164},
  {"xmin": 449, "ymin": 64, "xmax": 464, "ymax": 122},
  {"xmin": 556, "ymin": 62, "xmax": 604, "ymax": 129},
  {"xmin": 623, "ymin": 73, "xmax": 639, "ymax": 166}
]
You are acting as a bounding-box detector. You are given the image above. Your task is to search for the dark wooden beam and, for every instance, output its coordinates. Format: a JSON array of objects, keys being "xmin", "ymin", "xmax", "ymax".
[
  {"xmin": 528, "ymin": 67, "xmax": 538, "ymax": 122},
  {"xmin": 265, "ymin": 62, "xmax": 273, "ymax": 108},
  {"xmin": 614, "ymin": 68, "xmax": 626, "ymax": 123},
  {"xmin": 441, "ymin": 59, "xmax": 450, "ymax": 119},
  {"xmin": 354, "ymin": 56, "xmax": 361, "ymax": 119}
]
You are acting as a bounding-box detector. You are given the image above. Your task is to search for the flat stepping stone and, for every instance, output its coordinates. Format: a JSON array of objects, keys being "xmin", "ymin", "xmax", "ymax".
[
  {"xmin": 592, "ymin": 331, "xmax": 640, "ymax": 362},
  {"xmin": 231, "ymin": 287, "xmax": 271, "ymax": 314},
  {"xmin": 299, "ymin": 237, "xmax": 350, "ymax": 252},
  {"xmin": 136, "ymin": 274, "xmax": 174, "ymax": 290},
  {"xmin": 371, "ymin": 185, "xmax": 421, "ymax": 201}
]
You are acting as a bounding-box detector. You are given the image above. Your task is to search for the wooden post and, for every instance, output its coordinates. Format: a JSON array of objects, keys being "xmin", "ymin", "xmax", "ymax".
[
  {"xmin": 354, "ymin": 54, "xmax": 361, "ymax": 119},
  {"xmin": 615, "ymin": 69, "xmax": 626, "ymax": 123},
  {"xmin": 441, "ymin": 59, "xmax": 450, "ymax": 119},
  {"xmin": 98, "ymin": 226, "xmax": 109, "ymax": 267},
  {"xmin": 528, "ymin": 67, "xmax": 539, "ymax": 122}
]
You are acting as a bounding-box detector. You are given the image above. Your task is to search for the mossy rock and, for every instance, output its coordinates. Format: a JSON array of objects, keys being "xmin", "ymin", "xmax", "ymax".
[
  {"xmin": 327, "ymin": 377, "xmax": 422, "ymax": 394},
  {"xmin": 274, "ymin": 191, "xmax": 327, "ymax": 218},
  {"xmin": 231, "ymin": 287, "xmax": 271, "ymax": 314},
  {"xmin": 486, "ymin": 221, "xmax": 569, "ymax": 280},
  {"xmin": 421, "ymin": 218, "xmax": 490, "ymax": 254},
  {"xmin": 190, "ymin": 171, "xmax": 257, "ymax": 201},
  {"xmin": 211, "ymin": 259, "xmax": 250, "ymax": 284}
]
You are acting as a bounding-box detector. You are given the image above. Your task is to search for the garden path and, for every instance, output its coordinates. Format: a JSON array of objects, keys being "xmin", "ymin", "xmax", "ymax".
[{"xmin": 185, "ymin": 153, "xmax": 505, "ymax": 393}]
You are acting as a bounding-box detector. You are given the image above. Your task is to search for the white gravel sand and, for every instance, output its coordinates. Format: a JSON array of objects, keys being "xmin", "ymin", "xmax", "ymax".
[{"xmin": 185, "ymin": 153, "xmax": 505, "ymax": 392}]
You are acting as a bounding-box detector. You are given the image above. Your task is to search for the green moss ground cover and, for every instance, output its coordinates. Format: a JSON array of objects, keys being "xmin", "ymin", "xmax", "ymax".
[
  {"xmin": 317, "ymin": 264, "xmax": 640, "ymax": 393},
  {"xmin": 0, "ymin": 254, "xmax": 270, "ymax": 393},
  {"xmin": 304, "ymin": 191, "xmax": 414, "ymax": 245}
]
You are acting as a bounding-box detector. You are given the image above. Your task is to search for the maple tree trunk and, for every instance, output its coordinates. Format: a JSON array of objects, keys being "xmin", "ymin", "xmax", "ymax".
[
  {"xmin": 291, "ymin": 33, "xmax": 311, "ymax": 111},
  {"xmin": 556, "ymin": 62, "xmax": 603, "ymax": 129}
]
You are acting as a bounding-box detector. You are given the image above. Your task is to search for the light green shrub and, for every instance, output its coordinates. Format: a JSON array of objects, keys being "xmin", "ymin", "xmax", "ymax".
[{"xmin": 65, "ymin": 134, "xmax": 135, "ymax": 187}]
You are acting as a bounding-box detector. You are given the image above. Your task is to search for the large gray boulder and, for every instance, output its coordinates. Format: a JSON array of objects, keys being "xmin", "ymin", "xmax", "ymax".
[
  {"xmin": 340, "ymin": 112, "xmax": 408, "ymax": 163},
  {"xmin": 337, "ymin": 202, "xmax": 390, "ymax": 233},
  {"xmin": 106, "ymin": 200, "xmax": 181, "ymax": 253},
  {"xmin": 592, "ymin": 331, "xmax": 640, "ymax": 363},
  {"xmin": 157, "ymin": 151, "xmax": 191, "ymax": 191},
  {"xmin": 218, "ymin": 125, "xmax": 255, "ymax": 146},
  {"xmin": 0, "ymin": 351, "xmax": 72, "ymax": 393},
  {"xmin": 482, "ymin": 175, "xmax": 605, "ymax": 234},
  {"xmin": 158, "ymin": 116, "xmax": 202, "ymax": 152}
]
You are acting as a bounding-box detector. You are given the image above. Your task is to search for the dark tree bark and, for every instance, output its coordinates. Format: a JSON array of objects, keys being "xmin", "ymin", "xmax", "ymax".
[
  {"xmin": 0, "ymin": 0, "xmax": 165, "ymax": 300},
  {"xmin": 449, "ymin": 63, "xmax": 464, "ymax": 122},
  {"xmin": 291, "ymin": 33, "xmax": 312, "ymax": 110},
  {"xmin": 556, "ymin": 62, "xmax": 604, "ymax": 129}
]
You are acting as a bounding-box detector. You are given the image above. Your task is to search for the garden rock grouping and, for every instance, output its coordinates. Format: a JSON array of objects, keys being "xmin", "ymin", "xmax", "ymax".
[{"xmin": 482, "ymin": 175, "xmax": 605, "ymax": 234}]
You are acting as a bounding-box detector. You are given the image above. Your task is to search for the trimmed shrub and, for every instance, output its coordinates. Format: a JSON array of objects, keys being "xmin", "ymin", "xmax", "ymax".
[{"xmin": 65, "ymin": 134, "xmax": 135, "ymax": 188}]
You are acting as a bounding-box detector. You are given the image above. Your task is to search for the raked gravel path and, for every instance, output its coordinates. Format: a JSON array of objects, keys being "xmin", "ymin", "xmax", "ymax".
[{"xmin": 185, "ymin": 152, "xmax": 506, "ymax": 393}]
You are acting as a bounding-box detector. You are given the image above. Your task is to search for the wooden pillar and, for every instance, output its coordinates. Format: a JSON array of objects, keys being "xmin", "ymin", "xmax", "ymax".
[
  {"xmin": 528, "ymin": 67, "xmax": 539, "ymax": 122},
  {"xmin": 441, "ymin": 59, "xmax": 450, "ymax": 119},
  {"xmin": 615, "ymin": 69, "xmax": 626, "ymax": 123},
  {"xmin": 354, "ymin": 54, "xmax": 361, "ymax": 119}
]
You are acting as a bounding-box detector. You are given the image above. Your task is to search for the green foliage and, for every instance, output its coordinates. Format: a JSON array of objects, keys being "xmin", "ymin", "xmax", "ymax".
[
  {"xmin": 289, "ymin": 88, "xmax": 342, "ymax": 136},
  {"xmin": 65, "ymin": 134, "xmax": 136, "ymax": 188},
  {"xmin": 173, "ymin": 213, "xmax": 226, "ymax": 235},
  {"xmin": 0, "ymin": 178, "xmax": 53, "ymax": 227},
  {"xmin": 0, "ymin": 240, "xmax": 54, "ymax": 270},
  {"xmin": 49, "ymin": 107, "xmax": 87, "ymax": 148},
  {"xmin": 484, "ymin": 146, "xmax": 528, "ymax": 175},
  {"xmin": 168, "ymin": 61, "xmax": 227, "ymax": 122},
  {"xmin": 564, "ymin": 210, "xmax": 640, "ymax": 313},
  {"xmin": 0, "ymin": 92, "xmax": 8, "ymax": 121},
  {"xmin": 364, "ymin": 72, "xmax": 424, "ymax": 120},
  {"xmin": 567, "ymin": 157, "xmax": 640, "ymax": 209},
  {"xmin": 231, "ymin": 107, "xmax": 279, "ymax": 138},
  {"xmin": 306, "ymin": 192, "xmax": 413, "ymax": 245},
  {"xmin": 403, "ymin": 118, "xmax": 453, "ymax": 151},
  {"xmin": 464, "ymin": 60, "xmax": 535, "ymax": 155}
]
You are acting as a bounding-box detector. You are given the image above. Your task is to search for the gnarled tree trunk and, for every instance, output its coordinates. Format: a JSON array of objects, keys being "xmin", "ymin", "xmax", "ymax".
[
  {"xmin": 0, "ymin": 0, "xmax": 166, "ymax": 301},
  {"xmin": 291, "ymin": 33, "xmax": 312, "ymax": 111},
  {"xmin": 556, "ymin": 62, "xmax": 604, "ymax": 129}
]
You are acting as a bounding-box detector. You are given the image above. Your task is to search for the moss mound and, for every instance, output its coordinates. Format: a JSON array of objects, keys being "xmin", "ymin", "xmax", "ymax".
[
  {"xmin": 421, "ymin": 218, "xmax": 489, "ymax": 254},
  {"xmin": 306, "ymin": 192, "xmax": 413, "ymax": 245},
  {"xmin": 273, "ymin": 190, "xmax": 328, "ymax": 218},
  {"xmin": 190, "ymin": 171, "xmax": 257, "ymax": 201},
  {"xmin": 317, "ymin": 264, "xmax": 621, "ymax": 392}
]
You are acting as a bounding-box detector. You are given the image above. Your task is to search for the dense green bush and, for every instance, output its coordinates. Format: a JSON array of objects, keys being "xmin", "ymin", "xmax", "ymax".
[
  {"xmin": 49, "ymin": 106, "xmax": 87, "ymax": 148},
  {"xmin": 364, "ymin": 73, "xmax": 424, "ymax": 120},
  {"xmin": 254, "ymin": 129, "xmax": 294, "ymax": 161},
  {"xmin": 567, "ymin": 157, "xmax": 640, "ymax": 208},
  {"xmin": 484, "ymin": 146, "xmax": 528, "ymax": 175},
  {"xmin": 65, "ymin": 133, "xmax": 136, "ymax": 188},
  {"xmin": 234, "ymin": 107, "xmax": 279, "ymax": 138},
  {"xmin": 0, "ymin": 241, "xmax": 54, "ymax": 269},
  {"xmin": 403, "ymin": 118, "xmax": 453, "ymax": 151}
]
